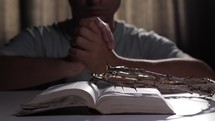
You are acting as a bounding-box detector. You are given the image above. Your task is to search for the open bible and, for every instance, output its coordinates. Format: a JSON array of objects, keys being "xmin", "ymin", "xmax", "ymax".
[{"xmin": 17, "ymin": 81, "xmax": 175, "ymax": 116}]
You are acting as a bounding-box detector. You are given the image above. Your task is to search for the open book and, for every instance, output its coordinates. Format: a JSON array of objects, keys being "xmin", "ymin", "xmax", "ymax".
[{"xmin": 17, "ymin": 81, "xmax": 175, "ymax": 116}]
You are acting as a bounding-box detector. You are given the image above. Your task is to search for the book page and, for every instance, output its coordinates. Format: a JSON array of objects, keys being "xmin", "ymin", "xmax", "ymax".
[
  {"xmin": 96, "ymin": 86, "xmax": 175, "ymax": 114},
  {"xmin": 23, "ymin": 81, "xmax": 100, "ymax": 108},
  {"xmin": 100, "ymin": 86, "xmax": 161, "ymax": 97}
]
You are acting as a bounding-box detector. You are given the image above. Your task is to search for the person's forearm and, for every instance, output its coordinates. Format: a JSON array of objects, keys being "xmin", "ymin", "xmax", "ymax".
[
  {"xmin": 110, "ymin": 54, "xmax": 215, "ymax": 79},
  {"xmin": 0, "ymin": 56, "xmax": 84, "ymax": 90}
]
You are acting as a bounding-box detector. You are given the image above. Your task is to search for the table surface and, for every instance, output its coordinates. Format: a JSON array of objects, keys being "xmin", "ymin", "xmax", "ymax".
[{"xmin": 0, "ymin": 91, "xmax": 215, "ymax": 121}]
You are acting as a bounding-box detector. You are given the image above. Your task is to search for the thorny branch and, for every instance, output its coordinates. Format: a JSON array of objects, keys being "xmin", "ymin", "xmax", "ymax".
[{"xmin": 90, "ymin": 66, "xmax": 215, "ymax": 97}]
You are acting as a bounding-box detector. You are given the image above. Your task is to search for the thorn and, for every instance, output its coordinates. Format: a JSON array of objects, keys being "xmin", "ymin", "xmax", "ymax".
[
  {"xmin": 134, "ymin": 87, "xmax": 137, "ymax": 92},
  {"xmin": 122, "ymin": 86, "xmax": 124, "ymax": 90},
  {"xmin": 133, "ymin": 85, "xmax": 137, "ymax": 92}
]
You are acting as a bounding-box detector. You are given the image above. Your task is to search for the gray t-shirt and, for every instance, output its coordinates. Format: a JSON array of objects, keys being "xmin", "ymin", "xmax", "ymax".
[
  {"xmin": 0, "ymin": 20, "xmax": 187, "ymax": 83},
  {"xmin": 113, "ymin": 21, "xmax": 186, "ymax": 59}
]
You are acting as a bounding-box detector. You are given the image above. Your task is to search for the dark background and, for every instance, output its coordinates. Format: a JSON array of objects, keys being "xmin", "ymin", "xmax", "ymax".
[{"xmin": 175, "ymin": 1, "xmax": 215, "ymax": 70}]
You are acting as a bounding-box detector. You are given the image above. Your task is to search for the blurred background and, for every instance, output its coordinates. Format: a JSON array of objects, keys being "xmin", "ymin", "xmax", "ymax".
[{"xmin": 0, "ymin": 0, "xmax": 214, "ymax": 70}]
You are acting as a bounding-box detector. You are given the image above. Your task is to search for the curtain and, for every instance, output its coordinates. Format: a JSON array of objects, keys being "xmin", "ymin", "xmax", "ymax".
[
  {"xmin": 20, "ymin": 0, "xmax": 71, "ymax": 28},
  {"xmin": 0, "ymin": 0, "xmax": 71, "ymax": 45},
  {"xmin": 116, "ymin": 0, "xmax": 177, "ymax": 42},
  {"xmin": 0, "ymin": 0, "xmax": 20, "ymax": 45},
  {"xmin": 0, "ymin": 0, "xmax": 179, "ymax": 45}
]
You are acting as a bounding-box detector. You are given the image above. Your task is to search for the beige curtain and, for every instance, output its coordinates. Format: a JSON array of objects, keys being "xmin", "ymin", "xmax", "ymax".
[
  {"xmin": 22, "ymin": 0, "xmax": 71, "ymax": 27},
  {"xmin": 116, "ymin": 0, "xmax": 178, "ymax": 42},
  {"xmin": 0, "ymin": 0, "xmax": 71, "ymax": 46},
  {"xmin": 0, "ymin": 0, "xmax": 183, "ymax": 46},
  {"xmin": 0, "ymin": 0, "xmax": 20, "ymax": 45}
]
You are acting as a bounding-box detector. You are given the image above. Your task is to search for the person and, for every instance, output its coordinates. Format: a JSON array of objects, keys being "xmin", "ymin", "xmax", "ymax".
[{"xmin": 0, "ymin": 0, "xmax": 214, "ymax": 91}]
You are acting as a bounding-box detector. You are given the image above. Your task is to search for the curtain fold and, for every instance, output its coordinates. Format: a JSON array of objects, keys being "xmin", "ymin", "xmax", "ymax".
[
  {"xmin": 20, "ymin": 0, "xmax": 71, "ymax": 28},
  {"xmin": 0, "ymin": 0, "xmax": 71, "ymax": 46},
  {"xmin": 116, "ymin": 0, "xmax": 177, "ymax": 42},
  {"xmin": 0, "ymin": 0, "xmax": 20, "ymax": 45}
]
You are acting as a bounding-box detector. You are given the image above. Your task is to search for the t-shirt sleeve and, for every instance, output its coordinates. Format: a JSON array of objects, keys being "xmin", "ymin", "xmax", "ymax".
[
  {"xmin": 114, "ymin": 21, "xmax": 188, "ymax": 60},
  {"xmin": 0, "ymin": 26, "xmax": 70, "ymax": 58},
  {"xmin": 0, "ymin": 28, "xmax": 45, "ymax": 57},
  {"xmin": 141, "ymin": 31, "xmax": 188, "ymax": 59}
]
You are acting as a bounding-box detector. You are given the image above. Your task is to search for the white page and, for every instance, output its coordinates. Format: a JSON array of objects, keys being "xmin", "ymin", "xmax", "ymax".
[{"xmin": 26, "ymin": 81, "xmax": 100, "ymax": 105}]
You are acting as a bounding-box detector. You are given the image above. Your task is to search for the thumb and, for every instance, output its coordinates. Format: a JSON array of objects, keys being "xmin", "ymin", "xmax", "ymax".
[{"xmin": 95, "ymin": 17, "xmax": 115, "ymax": 50}]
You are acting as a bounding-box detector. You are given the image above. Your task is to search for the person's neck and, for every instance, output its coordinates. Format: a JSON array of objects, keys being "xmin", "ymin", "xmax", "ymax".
[
  {"xmin": 106, "ymin": 19, "xmax": 116, "ymax": 32},
  {"xmin": 71, "ymin": 17, "xmax": 116, "ymax": 32},
  {"xmin": 100, "ymin": 17, "xmax": 115, "ymax": 32}
]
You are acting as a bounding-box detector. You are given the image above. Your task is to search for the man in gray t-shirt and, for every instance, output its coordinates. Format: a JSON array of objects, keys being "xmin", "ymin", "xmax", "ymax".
[
  {"xmin": 0, "ymin": 0, "xmax": 214, "ymax": 90},
  {"xmin": 0, "ymin": 20, "xmax": 186, "ymax": 59}
]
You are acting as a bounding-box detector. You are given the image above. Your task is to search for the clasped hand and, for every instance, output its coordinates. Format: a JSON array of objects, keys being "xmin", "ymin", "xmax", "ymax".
[{"xmin": 69, "ymin": 17, "xmax": 117, "ymax": 74}]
